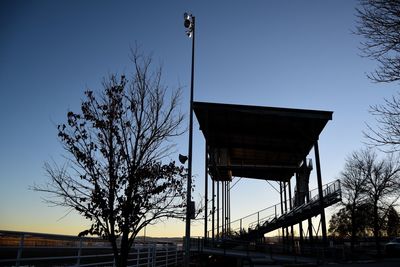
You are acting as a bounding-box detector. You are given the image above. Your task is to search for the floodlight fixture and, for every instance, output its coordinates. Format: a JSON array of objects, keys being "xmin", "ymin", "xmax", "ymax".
[{"xmin": 184, "ymin": 12, "xmax": 194, "ymax": 38}]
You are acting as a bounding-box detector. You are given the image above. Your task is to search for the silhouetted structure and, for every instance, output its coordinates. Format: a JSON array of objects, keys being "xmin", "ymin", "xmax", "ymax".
[{"xmin": 193, "ymin": 101, "xmax": 338, "ymax": 253}]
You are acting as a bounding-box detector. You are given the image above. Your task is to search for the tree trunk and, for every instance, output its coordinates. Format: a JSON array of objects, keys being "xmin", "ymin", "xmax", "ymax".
[
  {"xmin": 118, "ymin": 229, "xmax": 130, "ymax": 267},
  {"xmin": 350, "ymin": 207, "xmax": 356, "ymax": 253},
  {"xmin": 373, "ymin": 201, "xmax": 381, "ymax": 257}
]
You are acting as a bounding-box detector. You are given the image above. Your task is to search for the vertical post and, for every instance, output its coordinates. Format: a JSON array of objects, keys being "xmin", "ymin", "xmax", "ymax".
[
  {"xmin": 204, "ymin": 142, "xmax": 208, "ymax": 241},
  {"xmin": 306, "ymin": 190, "xmax": 313, "ymax": 243},
  {"xmin": 222, "ymin": 181, "xmax": 225, "ymax": 237},
  {"xmin": 175, "ymin": 246, "xmax": 178, "ymax": 265},
  {"xmin": 184, "ymin": 14, "xmax": 195, "ymax": 267},
  {"xmin": 166, "ymin": 245, "xmax": 168, "ymax": 266},
  {"xmin": 280, "ymin": 182, "xmax": 285, "ymax": 247},
  {"xmin": 314, "ymin": 141, "xmax": 328, "ymax": 247},
  {"xmin": 228, "ymin": 181, "xmax": 230, "ymax": 234},
  {"xmin": 212, "ymin": 179, "xmax": 215, "ymax": 241},
  {"xmin": 147, "ymin": 246, "xmax": 151, "ymax": 266},
  {"xmin": 76, "ymin": 238, "xmax": 82, "ymax": 267},
  {"xmin": 283, "ymin": 181, "xmax": 289, "ymax": 248},
  {"xmin": 304, "ymin": 158, "xmax": 314, "ymax": 246},
  {"xmin": 137, "ymin": 247, "xmax": 140, "ymax": 267},
  {"xmin": 16, "ymin": 233, "xmax": 25, "ymax": 267},
  {"xmin": 299, "ymin": 221, "xmax": 303, "ymax": 254},
  {"xmin": 217, "ymin": 181, "xmax": 220, "ymax": 239},
  {"xmin": 225, "ymin": 181, "xmax": 228, "ymax": 234},
  {"xmin": 288, "ymin": 180, "xmax": 295, "ymax": 253},
  {"xmin": 296, "ymin": 171, "xmax": 304, "ymax": 254}
]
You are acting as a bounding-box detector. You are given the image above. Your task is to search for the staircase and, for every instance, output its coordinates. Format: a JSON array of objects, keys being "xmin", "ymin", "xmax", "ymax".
[{"xmin": 229, "ymin": 180, "xmax": 342, "ymax": 241}]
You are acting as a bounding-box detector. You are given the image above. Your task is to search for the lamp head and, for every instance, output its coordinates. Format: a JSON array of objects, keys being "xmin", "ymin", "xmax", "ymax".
[
  {"xmin": 184, "ymin": 13, "xmax": 191, "ymax": 28},
  {"xmin": 179, "ymin": 154, "xmax": 189, "ymax": 164},
  {"xmin": 183, "ymin": 12, "xmax": 194, "ymax": 37}
]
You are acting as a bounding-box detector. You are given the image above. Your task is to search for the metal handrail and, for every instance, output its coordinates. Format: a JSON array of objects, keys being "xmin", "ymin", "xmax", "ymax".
[
  {"xmin": 208, "ymin": 179, "xmax": 341, "ymax": 237},
  {"xmin": 0, "ymin": 230, "xmax": 183, "ymax": 267}
]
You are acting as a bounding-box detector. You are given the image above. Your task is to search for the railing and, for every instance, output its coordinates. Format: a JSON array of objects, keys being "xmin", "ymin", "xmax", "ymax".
[
  {"xmin": 208, "ymin": 180, "xmax": 341, "ymax": 238},
  {"xmin": 0, "ymin": 230, "xmax": 183, "ymax": 267}
]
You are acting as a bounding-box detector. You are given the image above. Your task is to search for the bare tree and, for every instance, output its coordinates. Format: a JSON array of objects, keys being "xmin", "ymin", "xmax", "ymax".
[
  {"xmin": 355, "ymin": 0, "xmax": 400, "ymax": 83},
  {"xmin": 339, "ymin": 149, "xmax": 370, "ymax": 251},
  {"xmin": 330, "ymin": 149, "xmax": 400, "ymax": 255},
  {"xmin": 364, "ymin": 151, "xmax": 400, "ymax": 255},
  {"xmin": 365, "ymin": 94, "xmax": 400, "ymax": 152},
  {"xmin": 34, "ymin": 49, "xmax": 187, "ymax": 267}
]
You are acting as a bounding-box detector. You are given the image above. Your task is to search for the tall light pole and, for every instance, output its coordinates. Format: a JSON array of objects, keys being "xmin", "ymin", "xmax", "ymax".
[{"xmin": 183, "ymin": 12, "xmax": 195, "ymax": 267}]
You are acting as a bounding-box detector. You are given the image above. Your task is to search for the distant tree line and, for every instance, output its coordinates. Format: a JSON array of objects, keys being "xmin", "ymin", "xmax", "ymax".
[{"xmin": 328, "ymin": 149, "xmax": 400, "ymax": 255}]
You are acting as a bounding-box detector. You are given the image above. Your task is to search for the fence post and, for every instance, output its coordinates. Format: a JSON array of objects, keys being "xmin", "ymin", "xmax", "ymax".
[
  {"xmin": 76, "ymin": 238, "xmax": 83, "ymax": 267},
  {"xmin": 166, "ymin": 245, "xmax": 168, "ymax": 266},
  {"xmin": 147, "ymin": 246, "xmax": 151, "ymax": 266},
  {"xmin": 175, "ymin": 245, "xmax": 178, "ymax": 265},
  {"xmin": 152, "ymin": 244, "xmax": 156, "ymax": 267},
  {"xmin": 136, "ymin": 247, "xmax": 139, "ymax": 267},
  {"xmin": 16, "ymin": 233, "xmax": 25, "ymax": 267}
]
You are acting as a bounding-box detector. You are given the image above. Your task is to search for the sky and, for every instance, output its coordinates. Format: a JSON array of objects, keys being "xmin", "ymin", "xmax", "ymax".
[{"xmin": 0, "ymin": 0, "xmax": 398, "ymax": 238}]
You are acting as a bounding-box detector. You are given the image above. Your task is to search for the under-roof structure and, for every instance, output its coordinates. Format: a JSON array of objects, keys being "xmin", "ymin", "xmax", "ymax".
[{"xmin": 193, "ymin": 101, "xmax": 333, "ymax": 182}]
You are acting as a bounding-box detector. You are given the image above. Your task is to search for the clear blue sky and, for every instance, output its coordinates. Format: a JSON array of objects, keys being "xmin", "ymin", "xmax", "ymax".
[{"xmin": 0, "ymin": 0, "xmax": 398, "ymax": 237}]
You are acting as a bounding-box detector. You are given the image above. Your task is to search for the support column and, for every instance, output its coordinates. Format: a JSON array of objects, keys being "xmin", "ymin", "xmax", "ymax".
[
  {"xmin": 306, "ymin": 188, "xmax": 313, "ymax": 244},
  {"xmin": 283, "ymin": 181, "xmax": 289, "ymax": 249},
  {"xmin": 217, "ymin": 181, "xmax": 220, "ymax": 239},
  {"xmin": 227, "ymin": 181, "xmax": 230, "ymax": 234},
  {"xmin": 204, "ymin": 143, "xmax": 208, "ymax": 240},
  {"xmin": 314, "ymin": 141, "xmax": 327, "ymax": 247},
  {"xmin": 299, "ymin": 221, "xmax": 303, "ymax": 254},
  {"xmin": 288, "ymin": 179, "xmax": 295, "ymax": 253},
  {"xmin": 222, "ymin": 181, "xmax": 225, "ymax": 237},
  {"xmin": 304, "ymin": 158, "xmax": 313, "ymax": 246},
  {"xmin": 280, "ymin": 182, "xmax": 285, "ymax": 247},
  {"xmin": 212, "ymin": 180, "xmax": 215, "ymax": 241},
  {"xmin": 296, "ymin": 172, "xmax": 304, "ymax": 254}
]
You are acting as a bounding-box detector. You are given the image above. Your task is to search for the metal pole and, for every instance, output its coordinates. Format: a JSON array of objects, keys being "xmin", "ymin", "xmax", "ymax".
[
  {"xmin": 16, "ymin": 233, "xmax": 25, "ymax": 267},
  {"xmin": 184, "ymin": 14, "xmax": 195, "ymax": 266},
  {"xmin": 217, "ymin": 181, "xmax": 220, "ymax": 238},
  {"xmin": 314, "ymin": 141, "xmax": 328, "ymax": 247},
  {"xmin": 212, "ymin": 180, "xmax": 215, "ymax": 241},
  {"xmin": 306, "ymin": 188, "xmax": 313, "ymax": 243},
  {"xmin": 280, "ymin": 182, "xmax": 285, "ymax": 247},
  {"xmin": 288, "ymin": 179, "xmax": 295, "ymax": 253},
  {"xmin": 297, "ymin": 172, "xmax": 304, "ymax": 253},
  {"xmin": 228, "ymin": 181, "xmax": 231, "ymax": 233},
  {"xmin": 283, "ymin": 181, "xmax": 289, "ymax": 248},
  {"xmin": 204, "ymin": 142, "xmax": 208, "ymax": 240},
  {"xmin": 222, "ymin": 181, "xmax": 225, "ymax": 237}
]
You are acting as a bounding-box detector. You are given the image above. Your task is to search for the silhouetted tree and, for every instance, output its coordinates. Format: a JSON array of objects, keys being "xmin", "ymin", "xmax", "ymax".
[
  {"xmin": 34, "ymin": 49, "xmax": 187, "ymax": 267},
  {"xmin": 387, "ymin": 206, "xmax": 400, "ymax": 237},
  {"xmin": 328, "ymin": 203, "xmax": 373, "ymax": 239},
  {"xmin": 355, "ymin": 0, "xmax": 400, "ymax": 83},
  {"xmin": 339, "ymin": 149, "xmax": 370, "ymax": 251},
  {"xmin": 364, "ymin": 93, "xmax": 400, "ymax": 152},
  {"xmin": 330, "ymin": 149, "xmax": 400, "ymax": 255},
  {"xmin": 363, "ymin": 150, "xmax": 400, "ymax": 255},
  {"xmin": 329, "ymin": 207, "xmax": 351, "ymax": 238}
]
